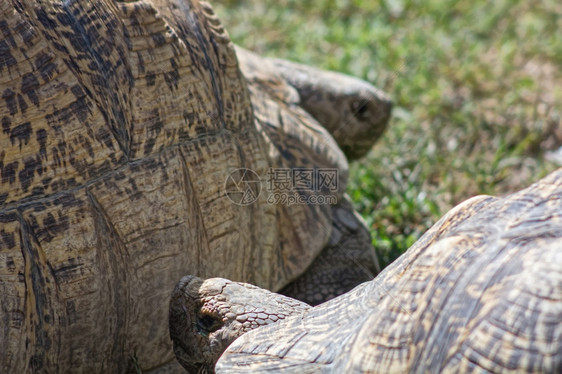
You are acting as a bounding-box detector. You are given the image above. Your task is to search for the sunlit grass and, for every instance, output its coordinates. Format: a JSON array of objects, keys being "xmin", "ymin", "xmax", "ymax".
[{"xmin": 215, "ymin": 0, "xmax": 561, "ymax": 268}]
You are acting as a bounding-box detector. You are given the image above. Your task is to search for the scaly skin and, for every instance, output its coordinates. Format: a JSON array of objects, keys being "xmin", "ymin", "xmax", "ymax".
[
  {"xmin": 169, "ymin": 276, "xmax": 310, "ymax": 373},
  {"xmin": 279, "ymin": 195, "xmax": 380, "ymax": 305}
]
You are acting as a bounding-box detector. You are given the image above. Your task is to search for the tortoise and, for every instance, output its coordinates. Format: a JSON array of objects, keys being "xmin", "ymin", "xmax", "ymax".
[
  {"xmin": 169, "ymin": 168, "xmax": 562, "ymax": 373},
  {"xmin": 0, "ymin": 0, "xmax": 391, "ymax": 372}
]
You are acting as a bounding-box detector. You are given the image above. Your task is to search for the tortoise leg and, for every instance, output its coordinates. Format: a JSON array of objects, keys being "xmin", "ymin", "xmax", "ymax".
[{"xmin": 280, "ymin": 196, "xmax": 380, "ymax": 306}]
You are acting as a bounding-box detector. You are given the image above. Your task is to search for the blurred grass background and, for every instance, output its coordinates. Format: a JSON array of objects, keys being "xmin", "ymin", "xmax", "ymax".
[{"xmin": 214, "ymin": 0, "xmax": 562, "ymax": 268}]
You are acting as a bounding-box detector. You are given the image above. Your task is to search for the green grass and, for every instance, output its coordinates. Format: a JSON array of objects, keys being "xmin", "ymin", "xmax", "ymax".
[{"xmin": 214, "ymin": 0, "xmax": 561, "ymax": 268}]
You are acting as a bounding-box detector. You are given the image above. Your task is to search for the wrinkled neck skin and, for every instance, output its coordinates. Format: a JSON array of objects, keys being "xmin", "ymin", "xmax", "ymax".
[{"xmin": 169, "ymin": 275, "xmax": 310, "ymax": 372}]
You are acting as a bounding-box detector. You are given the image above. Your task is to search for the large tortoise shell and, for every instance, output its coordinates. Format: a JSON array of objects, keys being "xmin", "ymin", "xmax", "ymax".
[{"xmin": 0, "ymin": 0, "xmax": 345, "ymax": 371}]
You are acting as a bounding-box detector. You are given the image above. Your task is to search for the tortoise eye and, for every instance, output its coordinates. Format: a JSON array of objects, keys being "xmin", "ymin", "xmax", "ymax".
[
  {"xmin": 195, "ymin": 313, "xmax": 222, "ymax": 336},
  {"xmin": 351, "ymin": 100, "xmax": 370, "ymax": 120}
]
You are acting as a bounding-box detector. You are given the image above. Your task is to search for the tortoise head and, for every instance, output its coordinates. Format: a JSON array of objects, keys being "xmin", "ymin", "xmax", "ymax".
[
  {"xmin": 169, "ymin": 275, "xmax": 310, "ymax": 372},
  {"xmin": 269, "ymin": 58, "xmax": 393, "ymax": 160}
]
